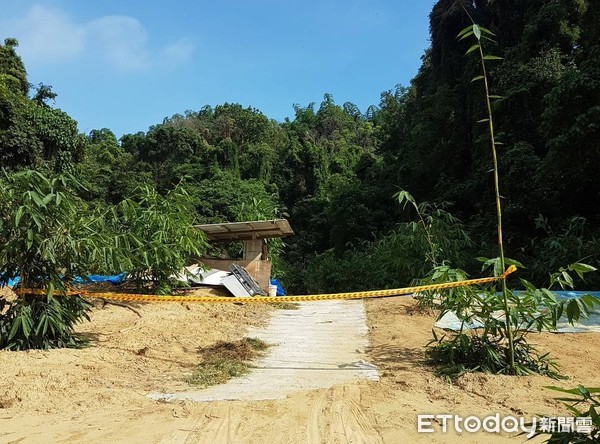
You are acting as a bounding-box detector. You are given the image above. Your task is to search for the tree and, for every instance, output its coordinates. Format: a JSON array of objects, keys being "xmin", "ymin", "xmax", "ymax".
[
  {"xmin": 113, "ymin": 183, "xmax": 210, "ymax": 293},
  {"xmin": 0, "ymin": 38, "xmax": 28, "ymax": 95},
  {"xmin": 0, "ymin": 171, "xmax": 111, "ymax": 350},
  {"xmin": 538, "ymin": 2, "xmax": 600, "ymax": 220},
  {"xmin": 0, "ymin": 39, "xmax": 85, "ymax": 172}
]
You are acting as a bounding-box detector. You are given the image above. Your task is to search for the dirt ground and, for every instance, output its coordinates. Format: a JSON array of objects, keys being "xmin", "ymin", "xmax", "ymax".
[{"xmin": 0, "ymin": 290, "xmax": 599, "ymax": 443}]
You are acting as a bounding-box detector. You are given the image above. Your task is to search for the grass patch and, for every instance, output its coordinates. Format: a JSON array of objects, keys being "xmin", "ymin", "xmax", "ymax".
[{"xmin": 187, "ymin": 337, "xmax": 270, "ymax": 387}]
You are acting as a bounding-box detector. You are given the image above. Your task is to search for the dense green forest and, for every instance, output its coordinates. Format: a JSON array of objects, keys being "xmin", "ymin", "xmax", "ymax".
[{"xmin": 1, "ymin": 0, "xmax": 599, "ymax": 292}]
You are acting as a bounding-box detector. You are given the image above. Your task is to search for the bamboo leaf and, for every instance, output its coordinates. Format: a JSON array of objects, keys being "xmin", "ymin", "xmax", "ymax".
[
  {"xmin": 15, "ymin": 206, "xmax": 24, "ymax": 226},
  {"xmin": 477, "ymin": 118, "xmax": 490, "ymax": 123},
  {"xmin": 42, "ymin": 193, "xmax": 54, "ymax": 205},
  {"xmin": 471, "ymin": 75, "xmax": 484, "ymax": 82},
  {"xmin": 32, "ymin": 214, "xmax": 42, "ymax": 230},
  {"xmin": 483, "ymin": 55, "xmax": 503, "ymax": 60},
  {"xmin": 566, "ymin": 300, "xmax": 580, "ymax": 323},
  {"xmin": 562, "ymin": 270, "xmax": 574, "ymax": 288},
  {"xmin": 569, "ymin": 262, "xmax": 597, "ymax": 274},
  {"xmin": 458, "ymin": 30, "xmax": 474, "ymax": 41},
  {"xmin": 27, "ymin": 229, "xmax": 33, "ymax": 249},
  {"xmin": 30, "ymin": 191, "xmax": 45, "ymax": 207},
  {"xmin": 22, "ymin": 315, "xmax": 31, "ymax": 338},
  {"xmin": 479, "ymin": 26, "xmax": 496, "ymax": 36},
  {"xmin": 8, "ymin": 316, "xmax": 22, "ymax": 340},
  {"xmin": 473, "ymin": 24, "xmax": 481, "ymax": 40},
  {"xmin": 457, "ymin": 25, "xmax": 473, "ymax": 38},
  {"xmin": 562, "ymin": 404, "xmax": 584, "ymax": 417},
  {"xmin": 465, "ymin": 44, "xmax": 480, "ymax": 55}
]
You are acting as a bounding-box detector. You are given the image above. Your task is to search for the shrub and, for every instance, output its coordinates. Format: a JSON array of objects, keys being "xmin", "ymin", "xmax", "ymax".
[
  {"xmin": 0, "ymin": 171, "xmax": 210, "ymax": 349},
  {"xmin": 112, "ymin": 183, "xmax": 209, "ymax": 293},
  {"xmin": 427, "ymin": 259, "xmax": 600, "ymax": 379},
  {"xmin": 531, "ymin": 385, "xmax": 600, "ymax": 443},
  {"xmin": 0, "ymin": 170, "xmax": 108, "ymax": 349}
]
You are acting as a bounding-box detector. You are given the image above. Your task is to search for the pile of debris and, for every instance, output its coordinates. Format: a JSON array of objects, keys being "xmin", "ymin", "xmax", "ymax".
[{"xmin": 175, "ymin": 263, "xmax": 267, "ymax": 297}]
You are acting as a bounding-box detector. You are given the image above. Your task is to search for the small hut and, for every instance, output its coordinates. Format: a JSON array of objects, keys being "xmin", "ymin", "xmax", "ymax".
[{"xmin": 195, "ymin": 219, "xmax": 293, "ymax": 292}]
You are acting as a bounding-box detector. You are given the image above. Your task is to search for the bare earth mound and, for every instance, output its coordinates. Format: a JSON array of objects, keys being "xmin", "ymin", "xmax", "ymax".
[{"xmin": 0, "ymin": 294, "xmax": 598, "ymax": 443}]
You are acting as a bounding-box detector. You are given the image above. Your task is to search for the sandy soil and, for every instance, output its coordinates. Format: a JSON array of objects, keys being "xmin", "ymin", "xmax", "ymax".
[{"xmin": 0, "ymin": 292, "xmax": 599, "ymax": 443}]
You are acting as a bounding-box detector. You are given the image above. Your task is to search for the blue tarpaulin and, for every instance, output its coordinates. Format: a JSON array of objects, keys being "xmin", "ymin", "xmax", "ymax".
[
  {"xmin": 73, "ymin": 273, "xmax": 127, "ymax": 285},
  {"xmin": 6, "ymin": 277, "xmax": 20, "ymax": 287},
  {"xmin": 270, "ymin": 278, "xmax": 286, "ymax": 296},
  {"xmin": 5, "ymin": 274, "xmax": 127, "ymax": 288}
]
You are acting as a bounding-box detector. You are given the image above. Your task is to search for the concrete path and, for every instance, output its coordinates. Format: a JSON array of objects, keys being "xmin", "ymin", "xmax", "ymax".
[{"xmin": 150, "ymin": 299, "xmax": 378, "ymax": 402}]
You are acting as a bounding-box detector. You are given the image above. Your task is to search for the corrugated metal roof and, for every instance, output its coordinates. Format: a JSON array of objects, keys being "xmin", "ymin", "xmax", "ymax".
[{"xmin": 195, "ymin": 219, "xmax": 294, "ymax": 241}]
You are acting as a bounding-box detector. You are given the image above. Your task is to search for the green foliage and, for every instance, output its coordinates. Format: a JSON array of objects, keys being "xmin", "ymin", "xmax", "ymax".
[
  {"xmin": 0, "ymin": 170, "xmax": 110, "ymax": 290},
  {"xmin": 395, "ymin": 189, "xmax": 473, "ymax": 268},
  {"xmin": 415, "ymin": 264, "xmax": 472, "ymax": 312},
  {"xmin": 113, "ymin": 183, "xmax": 209, "ymax": 293},
  {"xmin": 533, "ymin": 385, "xmax": 600, "ymax": 443},
  {"xmin": 76, "ymin": 129, "xmax": 140, "ymax": 203},
  {"xmin": 427, "ymin": 331, "xmax": 560, "ymax": 380},
  {"xmin": 427, "ymin": 258, "xmax": 600, "ymax": 379},
  {"xmin": 0, "ymin": 170, "xmax": 208, "ymax": 349},
  {"xmin": 0, "ymin": 69, "xmax": 85, "ymax": 172},
  {"xmin": 0, "ymin": 170, "xmax": 109, "ymax": 350},
  {"xmin": 32, "ymin": 83, "xmax": 57, "ymax": 107},
  {"xmin": 2, "ymin": 1, "xmax": 599, "ymax": 304},
  {"xmin": 0, "ymin": 295, "xmax": 90, "ymax": 350},
  {"xmin": 373, "ymin": 194, "xmax": 472, "ymax": 291},
  {"xmin": 532, "ymin": 216, "xmax": 599, "ymax": 285},
  {"xmin": 0, "ymin": 38, "xmax": 28, "ymax": 95},
  {"xmin": 538, "ymin": 31, "xmax": 600, "ymax": 219},
  {"xmin": 0, "ymin": 39, "xmax": 83, "ymax": 172},
  {"xmin": 190, "ymin": 171, "xmax": 278, "ymax": 224},
  {"xmin": 293, "ymin": 191, "xmax": 472, "ymax": 294}
]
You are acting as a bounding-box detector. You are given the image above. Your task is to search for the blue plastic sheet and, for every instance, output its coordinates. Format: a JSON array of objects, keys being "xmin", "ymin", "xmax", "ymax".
[
  {"xmin": 6, "ymin": 277, "xmax": 20, "ymax": 287},
  {"xmin": 73, "ymin": 273, "xmax": 127, "ymax": 285},
  {"xmin": 270, "ymin": 278, "xmax": 286, "ymax": 296},
  {"xmin": 5, "ymin": 274, "xmax": 126, "ymax": 288}
]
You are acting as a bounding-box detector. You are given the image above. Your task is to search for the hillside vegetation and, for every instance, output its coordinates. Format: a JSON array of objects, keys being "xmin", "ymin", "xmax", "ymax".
[{"xmin": 1, "ymin": 0, "xmax": 598, "ymax": 294}]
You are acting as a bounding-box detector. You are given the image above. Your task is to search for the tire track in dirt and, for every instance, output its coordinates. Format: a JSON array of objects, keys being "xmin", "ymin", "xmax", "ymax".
[
  {"xmin": 329, "ymin": 385, "xmax": 384, "ymax": 444},
  {"xmin": 180, "ymin": 403, "xmax": 235, "ymax": 444},
  {"xmin": 170, "ymin": 385, "xmax": 384, "ymax": 444},
  {"xmin": 307, "ymin": 390, "xmax": 326, "ymax": 444}
]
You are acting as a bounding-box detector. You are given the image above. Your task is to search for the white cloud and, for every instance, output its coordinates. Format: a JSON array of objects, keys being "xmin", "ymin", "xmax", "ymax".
[
  {"xmin": 2, "ymin": 5, "xmax": 85, "ymax": 61},
  {"xmin": 86, "ymin": 16, "xmax": 151, "ymax": 71},
  {"xmin": 159, "ymin": 38, "xmax": 194, "ymax": 66},
  {"xmin": 1, "ymin": 5, "xmax": 193, "ymax": 72}
]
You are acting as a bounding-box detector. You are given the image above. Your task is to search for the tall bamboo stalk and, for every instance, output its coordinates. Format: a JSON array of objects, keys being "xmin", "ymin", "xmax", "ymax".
[{"xmin": 477, "ymin": 40, "xmax": 515, "ymax": 372}]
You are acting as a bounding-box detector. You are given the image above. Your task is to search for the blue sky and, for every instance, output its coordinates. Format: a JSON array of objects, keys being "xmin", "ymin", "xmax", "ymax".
[{"xmin": 1, "ymin": 0, "xmax": 436, "ymax": 137}]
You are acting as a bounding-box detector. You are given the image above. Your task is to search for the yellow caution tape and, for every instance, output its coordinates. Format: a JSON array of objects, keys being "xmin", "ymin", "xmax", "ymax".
[{"xmin": 15, "ymin": 265, "xmax": 517, "ymax": 304}]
